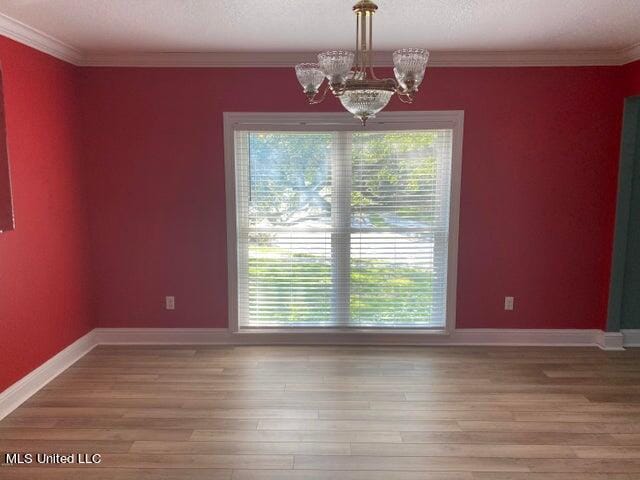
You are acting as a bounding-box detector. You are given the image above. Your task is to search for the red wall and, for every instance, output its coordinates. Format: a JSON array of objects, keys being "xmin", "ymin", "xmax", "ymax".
[
  {"xmin": 0, "ymin": 35, "xmax": 635, "ymax": 393},
  {"xmin": 79, "ymin": 66, "xmax": 624, "ymax": 330},
  {"xmin": 625, "ymin": 60, "xmax": 640, "ymax": 96},
  {"xmin": 0, "ymin": 38, "xmax": 93, "ymax": 391}
]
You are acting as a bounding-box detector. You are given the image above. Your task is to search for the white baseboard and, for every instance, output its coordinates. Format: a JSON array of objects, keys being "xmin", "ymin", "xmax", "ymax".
[
  {"xmin": 94, "ymin": 327, "xmax": 611, "ymax": 348},
  {"xmin": 0, "ymin": 331, "xmax": 97, "ymax": 420},
  {"xmin": 622, "ymin": 329, "xmax": 640, "ymax": 347},
  {"xmin": 1, "ymin": 326, "xmax": 633, "ymax": 421},
  {"xmin": 94, "ymin": 328, "xmax": 231, "ymax": 345},
  {"xmin": 453, "ymin": 328, "xmax": 606, "ymax": 348},
  {"xmin": 597, "ymin": 331, "xmax": 625, "ymax": 351}
]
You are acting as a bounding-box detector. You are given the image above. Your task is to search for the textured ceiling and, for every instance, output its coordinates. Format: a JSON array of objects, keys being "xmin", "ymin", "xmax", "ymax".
[{"xmin": 0, "ymin": 0, "xmax": 638, "ymax": 54}]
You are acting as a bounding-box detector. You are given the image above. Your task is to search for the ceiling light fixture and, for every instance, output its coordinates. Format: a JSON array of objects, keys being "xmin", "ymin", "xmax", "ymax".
[{"xmin": 294, "ymin": 0, "xmax": 429, "ymax": 125}]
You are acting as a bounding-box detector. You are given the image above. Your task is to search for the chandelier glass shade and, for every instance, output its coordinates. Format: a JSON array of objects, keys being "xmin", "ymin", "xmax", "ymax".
[{"xmin": 294, "ymin": 0, "xmax": 429, "ymax": 125}]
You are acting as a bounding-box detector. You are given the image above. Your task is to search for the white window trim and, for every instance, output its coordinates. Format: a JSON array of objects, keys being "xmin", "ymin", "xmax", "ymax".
[{"xmin": 224, "ymin": 111, "xmax": 464, "ymax": 336}]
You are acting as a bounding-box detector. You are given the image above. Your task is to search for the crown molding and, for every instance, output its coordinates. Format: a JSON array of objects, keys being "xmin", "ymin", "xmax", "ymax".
[
  {"xmin": 428, "ymin": 49, "xmax": 627, "ymax": 67},
  {"xmin": 81, "ymin": 51, "xmax": 319, "ymax": 68},
  {"xmin": 0, "ymin": 12, "xmax": 83, "ymax": 65},
  {"xmin": 619, "ymin": 42, "xmax": 640, "ymax": 65},
  {"xmin": 0, "ymin": 9, "xmax": 638, "ymax": 68},
  {"xmin": 80, "ymin": 48, "xmax": 638, "ymax": 68}
]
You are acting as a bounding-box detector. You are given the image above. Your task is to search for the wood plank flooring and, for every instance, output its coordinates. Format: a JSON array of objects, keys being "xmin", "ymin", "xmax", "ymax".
[{"xmin": 1, "ymin": 345, "xmax": 640, "ymax": 479}]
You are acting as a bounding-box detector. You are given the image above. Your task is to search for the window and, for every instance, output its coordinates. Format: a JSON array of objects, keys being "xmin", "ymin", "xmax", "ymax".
[{"xmin": 225, "ymin": 112, "xmax": 462, "ymax": 331}]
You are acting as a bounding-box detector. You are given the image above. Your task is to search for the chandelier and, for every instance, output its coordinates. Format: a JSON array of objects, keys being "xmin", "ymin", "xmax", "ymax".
[{"xmin": 294, "ymin": 0, "xmax": 429, "ymax": 125}]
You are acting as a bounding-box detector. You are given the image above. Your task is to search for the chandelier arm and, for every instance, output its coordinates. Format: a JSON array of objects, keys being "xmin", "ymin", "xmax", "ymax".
[
  {"xmin": 395, "ymin": 90, "xmax": 415, "ymax": 104},
  {"xmin": 308, "ymin": 83, "xmax": 331, "ymax": 104},
  {"xmin": 380, "ymin": 77, "xmax": 401, "ymax": 89}
]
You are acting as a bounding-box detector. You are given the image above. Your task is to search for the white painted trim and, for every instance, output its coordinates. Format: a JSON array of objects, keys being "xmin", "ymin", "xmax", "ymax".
[
  {"xmin": 597, "ymin": 331, "xmax": 625, "ymax": 351},
  {"xmin": 446, "ymin": 113, "xmax": 463, "ymax": 334},
  {"xmin": 0, "ymin": 331, "xmax": 96, "ymax": 420},
  {"xmin": 425, "ymin": 49, "xmax": 634, "ymax": 67},
  {"xmin": 94, "ymin": 327, "xmax": 231, "ymax": 345},
  {"xmin": 622, "ymin": 329, "xmax": 640, "ymax": 347},
  {"xmin": 455, "ymin": 329, "xmax": 605, "ymax": 348},
  {"xmin": 223, "ymin": 111, "xmax": 463, "ymax": 333},
  {"xmin": 83, "ymin": 51, "xmax": 324, "ymax": 68},
  {"xmin": 0, "ymin": 8, "xmax": 638, "ymax": 69},
  {"xmin": 93, "ymin": 327, "xmax": 612, "ymax": 348},
  {"xmin": 223, "ymin": 113, "xmax": 239, "ymax": 333},
  {"xmin": 224, "ymin": 111, "xmax": 464, "ymax": 129},
  {"xmin": 619, "ymin": 43, "xmax": 640, "ymax": 66},
  {"xmin": 0, "ymin": 12, "xmax": 83, "ymax": 65},
  {"xmin": 0, "ymin": 326, "xmax": 630, "ymax": 420},
  {"xmin": 0, "ymin": 7, "xmax": 637, "ymax": 68},
  {"xmin": 80, "ymin": 49, "xmax": 640, "ymax": 68}
]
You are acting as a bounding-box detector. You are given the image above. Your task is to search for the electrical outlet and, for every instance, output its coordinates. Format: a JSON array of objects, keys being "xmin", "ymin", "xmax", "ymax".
[
  {"xmin": 504, "ymin": 296, "xmax": 514, "ymax": 311},
  {"xmin": 165, "ymin": 296, "xmax": 175, "ymax": 310}
]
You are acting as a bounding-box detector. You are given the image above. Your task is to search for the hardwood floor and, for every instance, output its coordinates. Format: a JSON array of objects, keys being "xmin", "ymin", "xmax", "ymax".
[{"xmin": 1, "ymin": 345, "xmax": 640, "ymax": 479}]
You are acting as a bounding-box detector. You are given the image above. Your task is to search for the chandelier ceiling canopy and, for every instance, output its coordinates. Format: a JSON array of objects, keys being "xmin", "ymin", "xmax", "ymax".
[{"xmin": 295, "ymin": 0, "xmax": 429, "ymax": 125}]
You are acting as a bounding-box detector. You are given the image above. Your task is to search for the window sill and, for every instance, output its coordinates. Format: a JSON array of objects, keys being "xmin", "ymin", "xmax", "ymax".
[{"xmin": 233, "ymin": 327, "xmax": 450, "ymax": 336}]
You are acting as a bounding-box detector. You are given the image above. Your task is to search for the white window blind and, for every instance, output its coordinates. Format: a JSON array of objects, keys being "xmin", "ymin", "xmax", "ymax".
[{"xmin": 232, "ymin": 120, "xmax": 456, "ymax": 330}]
